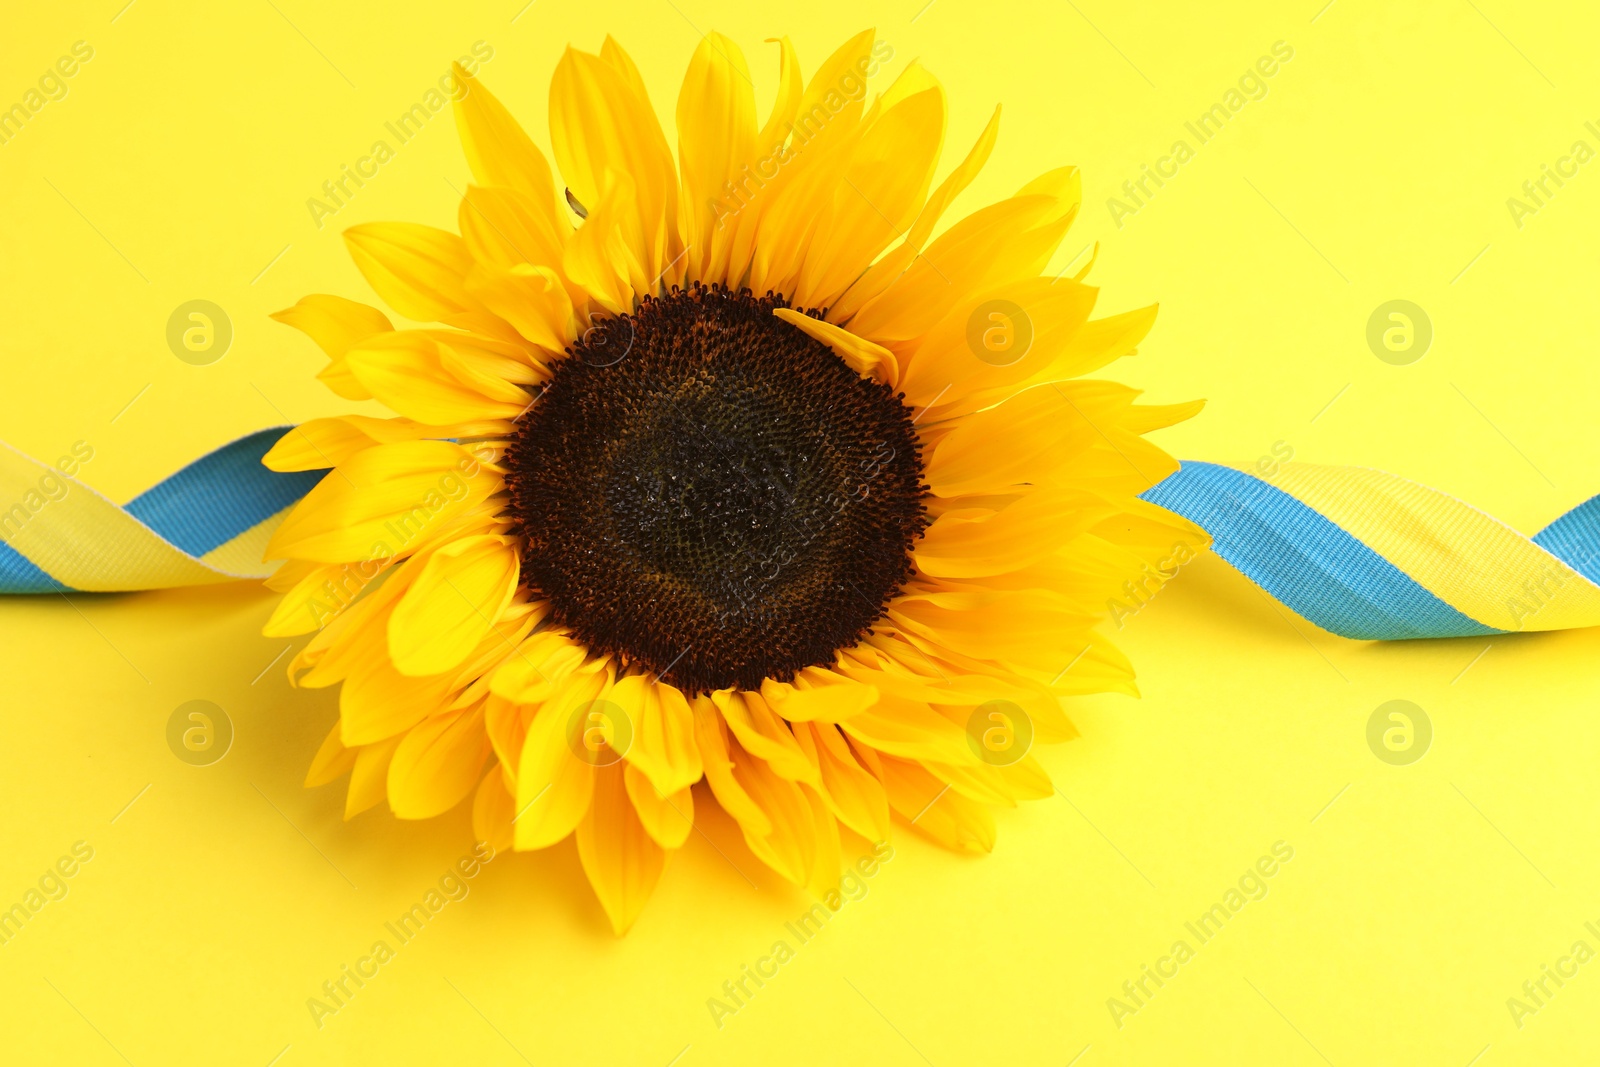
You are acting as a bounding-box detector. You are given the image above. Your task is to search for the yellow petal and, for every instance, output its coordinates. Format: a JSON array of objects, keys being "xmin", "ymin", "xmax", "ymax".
[
  {"xmin": 676, "ymin": 32, "xmax": 757, "ymax": 281},
  {"xmin": 483, "ymin": 696, "xmax": 528, "ymax": 791},
  {"xmin": 692, "ymin": 698, "xmax": 771, "ymax": 838},
  {"xmin": 849, "ymin": 167, "xmax": 1081, "ymax": 344},
  {"xmin": 830, "ymin": 106, "xmax": 1000, "ymax": 324},
  {"xmin": 800, "ymin": 785, "xmax": 843, "ymax": 899},
  {"xmin": 841, "ymin": 640, "xmax": 1081, "ymax": 739},
  {"xmin": 550, "ymin": 44, "xmax": 678, "ymax": 282},
  {"xmin": 728, "ymin": 745, "xmax": 822, "ymax": 885},
  {"xmin": 270, "ymin": 294, "xmax": 394, "ymax": 359},
  {"xmin": 263, "ymin": 417, "xmax": 379, "ymax": 473},
  {"xmin": 340, "ymin": 648, "xmax": 456, "ymax": 746},
  {"xmin": 898, "ymin": 277, "xmax": 1101, "ymax": 408},
  {"xmin": 489, "ymin": 630, "xmax": 590, "ymax": 705},
  {"xmin": 915, "ymin": 489, "xmax": 1115, "ymax": 578},
  {"xmin": 793, "ymin": 80, "xmax": 946, "ymax": 309},
  {"xmin": 472, "ymin": 764, "xmax": 515, "ymax": 852},
  {"xmin": 877, "ymin": 754, "xmax": 994, "ymax": 852},
  {"xmin": 759, "ymin": 666, "xmax": 878, "ymax": 723},
  {"xmin": 561, "ymin": 169, "xmax": 647, "ymax": 314},
  {"xmin": 889, "ymin": 587, "xmax": 1096, "ymax": 668},
  {"xmin": 458, "ymin": 184, "xmax": 567, "ymax": 273},
  {"xmin": 922, "ymin": 758, "xmax": 1020, "ymax": 807},
  {"xmin": 946, "ymin": 379, "xmax": 1195, "ymax": 496},
  {"xmin": 513, "ymin": 667, "xmax": 608, "ymax": 849},
  {"xmin": 262, "ymin": 414, "xmax": 466, "ymax": 473},
  {"xmin": 464, "ymin": 263, "xmax": 574, "ymax": 352},
  {"xmin": 721, "ymin": 36, "xmax": 802, "ymax": 284},
  {"xmin": 905, "ymin": 105, "xmax": 999, "ymax": 253},
  {"xmin": 796, "ymin": 722, "xmax": 890, "ymax": 841},
  {"xmin": 599, "ymin": 35, "xmax": 651, "ymax": 101},
  {"xmin": 343, "ymin": 224, "xmax": 524, "ymax": 343},
  {"xmin": 266, "ymin": 440, "xmax": 500, "ymax": 563},
  {"xmin": 772, "ymin": 308, "xmax": 898, "ymax": 385},
  {"xmin": 576, "ymin": 761, "xmax": 666, "ymax": 934},
  {"xmin": 929, "ymin": 303, "xmax": 1160, "ymax": 422},
  {"xmin": 744, "ymin": 30, "xmax": 879, "ymax": 296},
  {"xmin": 287, "ymin": 560, "xmax": 412, "ymax": 686},
  {"xmin": 754, "ymin": 37, "xmax": 803, "ymax": 154},
  {"xmin": 264, "ymin": 415, "xmax": 511, "ymax": 476},
  {"xmin": 995, "ymin": 753, "xmax": 1055, "ymax": 801},
  {"xmin": 387, "ymin": 705, "xmax": 493, "ymax": 818},
  {"xmin": 346, "ymin": 735, "xmax": 403, "ymax": 819},
  {"xmin": 923, "ymin": 747, "xmax": 1056, "ymax": 805},
  {"xmin": 270, "ymin": 497, "xmax": 460, "ymax": 589},
  {"xmin": 838, "ymin": 695, "xmax": 980, "ymax": 767},
  {"xmin": 269, "ymin": 295, "xmax": 392, "ymax": 400},
  {"xmin": 922, "ymin": 386, "xmax": 1095, "ymax": 497},
  {"xmin": 344, "ymin": 223, "xmax": 481, "ymax": 324},
  {"xmin": 305, "ymin": 721, "xmax": 358, "ymax": 787},
  {"xmin": 693, "ymin": 699, "xmax": 827, "ymax": 886},
  {"xmin": 432, "ymin": 330, "xmax": 547, "ymax": 388},
  {"xmin": 610, "ymin": 674, "xmax": 703, "ymax": 796},
  {"xmin": 712, "ymin": 690, "xmax": 818, "ymax": 783},
  {"xmin": 444, "ymin": 602, "xmax": 545, "ymax": 710},
  {"xmin": 623, "ymin": 762, "xmax": 693, "ymax": 850},
  {"xmin": 345, "ymin": 331, "xmax": 528, "ymax": 425},
  {"xmin": 388, "ymin": 534, "xmax": 519, "ymax": 676},
  {"xmin": 452, "ymin": 65, "xmax": 564, "ymax": 238},
  {"xmin": 264, "ymin": 560, "xmax": 383, "ymax": 637},
  {"xmin": 1120, "ymin": 391, "xmax": 1207, "ymax": 435},
  {"xmin": 264, "ymin": 558, "xmax": 319, "ymax": 593},
  {"xmin": 790, "ymin": 29, "xmax": 878, "ymax": 147}
]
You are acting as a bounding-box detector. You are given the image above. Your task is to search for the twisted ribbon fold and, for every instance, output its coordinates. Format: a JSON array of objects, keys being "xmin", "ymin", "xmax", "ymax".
[
  {"xmin": 0, "ymin": 429, "xmax": 319, "ymax": 594},
  {"xmin": 1140, "ymin": 462, "xmax": 1600, "ymax": 638},
  {"xmin": 3, "ymin": 429, "xmax": 1597, "ymax": 641}
]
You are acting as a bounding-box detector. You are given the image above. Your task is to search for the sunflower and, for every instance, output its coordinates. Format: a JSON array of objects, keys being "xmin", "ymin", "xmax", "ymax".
[{"xmin": 262, "ymin": 29, "xmax": 1204, "ymax": 933}]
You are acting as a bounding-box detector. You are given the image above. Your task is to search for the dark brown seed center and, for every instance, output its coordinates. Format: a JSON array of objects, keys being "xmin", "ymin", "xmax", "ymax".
[{"xmin": 506, "ymin": 283, "xmax": 927, "ymax": 694}]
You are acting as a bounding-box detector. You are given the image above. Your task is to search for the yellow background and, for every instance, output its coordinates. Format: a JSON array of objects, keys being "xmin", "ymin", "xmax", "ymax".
[{"xmin": 3, "ymin": 0, "xmax": 1598, "ymax": 1063}]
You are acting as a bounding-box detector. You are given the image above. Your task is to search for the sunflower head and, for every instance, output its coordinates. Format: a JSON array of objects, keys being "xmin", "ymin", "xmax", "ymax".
[{"xmin": 262, "ymin": 29, "xmax": 1205, "ymax": 933}]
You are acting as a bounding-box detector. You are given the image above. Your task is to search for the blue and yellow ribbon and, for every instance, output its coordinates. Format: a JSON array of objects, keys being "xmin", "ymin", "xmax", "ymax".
[
  {"xmin": 0, "ymin": 428, "xmax": 319, "ymax": 594},
  {"xmin": 1140, "ymin": 462, "xmax": 1600, "ymax": 638},
  {"xmin": 4, "ymin": 429, "xmax": 1598, "ymax": 642}
]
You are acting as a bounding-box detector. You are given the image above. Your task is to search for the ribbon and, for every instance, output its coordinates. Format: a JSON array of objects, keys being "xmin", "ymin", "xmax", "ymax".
[
  {"xmin": 1140, "ymin": 462, "xmax": 1600, "ymax": 638},
  {"xmin": 0, "ymin": 428, "xmax": 319, "ymax": 594},
  {"xmin": 4, "ymin": 429, "xmax": 1597, "ymax": 641}
]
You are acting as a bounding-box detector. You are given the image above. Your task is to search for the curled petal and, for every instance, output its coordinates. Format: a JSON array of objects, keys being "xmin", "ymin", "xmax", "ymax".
[{"xmin": 577, "ymin": 762, "xmax": 667, "ymax": 934}]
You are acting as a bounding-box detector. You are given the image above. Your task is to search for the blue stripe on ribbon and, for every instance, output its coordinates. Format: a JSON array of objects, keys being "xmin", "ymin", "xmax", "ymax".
[
  {"xmin": 0, "ymin": 541, "xmax": 71, "ymax": 593},
  {"xmin": 124, "ymin": 428, "xmax": 324, "ymax": 556},
  {"xmin": 1532, "ymin": 494, "xmax": 1600, "ymax": 586},
  {"xmin": 1138, "ymin": 461, "xmax": 1499, "ymax": 640}
]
